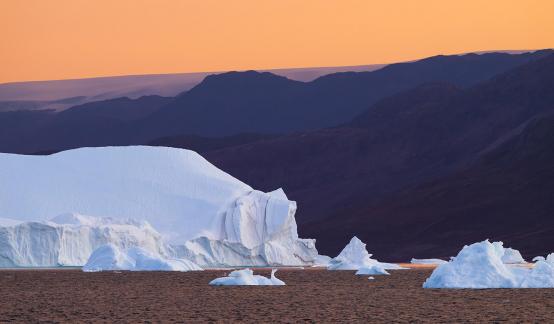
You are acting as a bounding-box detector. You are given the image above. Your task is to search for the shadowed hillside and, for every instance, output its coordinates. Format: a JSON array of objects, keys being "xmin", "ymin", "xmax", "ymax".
[{"xmin": 306, "ymin": 113, "xmax": 554, "ymax": 260}]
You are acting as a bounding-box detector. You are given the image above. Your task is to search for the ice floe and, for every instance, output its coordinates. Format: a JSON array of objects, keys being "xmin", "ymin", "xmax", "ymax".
[
  {"xmin": 327, "ymin": 237, "xmax": 403, "ymax": 271},
  {"xmin": 209, "ymin": 269, "xmax": 285, "ymax": 286},
  {"xmin": 83, "ymin": 244, "xmax": 202, "ymax": 272},
  {"xmin": 423, "ymin": 240, "xmax": 553, "ymax": 288}
]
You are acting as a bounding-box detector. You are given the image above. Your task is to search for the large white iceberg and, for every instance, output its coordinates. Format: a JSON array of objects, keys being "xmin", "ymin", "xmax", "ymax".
[
  {"xmin": 0, "ymin": 213, "xmax": 167, "ymax": 267},
  {"xmin": 327, "ymin": 237, "xmax": 403, "ymax": 271},
  {"xmin": 0, "ymin": 146, "xmax": 320, "ymax": 267},
  {"xmin": 423, "ymin": 240, "xmax": 554, "ymax": 289},
  {"xmin": 83, "ymin": 244, "xmax": 202, "ymax": 272},
  {"xmin": 209, "ymin": 268, "xmax": 285, "ymax": 286}
]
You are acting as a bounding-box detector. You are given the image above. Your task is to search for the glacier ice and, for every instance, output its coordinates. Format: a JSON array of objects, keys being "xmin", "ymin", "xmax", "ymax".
[
  {"xmin": 0, "ymin": 146, "xmax": 321, "ymax": 267},
  {"xmin": 0, "ymin": 213, "xmax": 168, "ymax": 267},
  {"xmin": 209, "ymin": 269, "xmax": 285, "ymax": 286},
  {"xmin": 423, "ymin": 240, "xmax": 554, "ymax": 288},
  {"xmin": 83, "ymin": 244, "xmax": 202, "ymax": 272},
  {"xmin": 327, "ymin": 237, "xmax": 403, "ymax": 271}
]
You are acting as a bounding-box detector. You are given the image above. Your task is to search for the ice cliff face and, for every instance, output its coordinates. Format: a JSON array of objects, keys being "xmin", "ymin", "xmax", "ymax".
[
  {"xmin": 172, "ymin": 189, "xmax": 319, "ymax": 267},
  {"xmin": 0, "ymin": 146, "xmax": 320, "ymax": 267},
  {"xmin": 0, "ymin": 214, "xmax": 166, "ymax": 267}
]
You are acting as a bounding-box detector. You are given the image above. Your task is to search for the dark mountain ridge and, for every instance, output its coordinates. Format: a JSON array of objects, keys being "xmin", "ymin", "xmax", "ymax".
[
  {"xmin": 140, "ymin": 50, "xmax": 553, "ymax": 138},
  {"xmin": 0, "ymin": 50, "xmax": 550, "ymax": 154}
]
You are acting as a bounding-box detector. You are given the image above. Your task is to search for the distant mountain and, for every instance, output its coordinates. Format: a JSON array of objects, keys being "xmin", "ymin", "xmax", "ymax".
[
  {"xmin": 1, "ymin": 96, "xmax": 171, "ymax": 153},
  {"xmin": 204, "ymin": 53, "xmax": 554, "ymax": 258},
  {"xmin": 0, "ymin": 50, "xmax": 549, "ymax": 154},
  {"xmin": 0, "ymin": 96, "xmax": 87, "ymax": 113},
  {"xmin": 141, "ymin": 50, "xmax": 553, "ymax": 138},
  {"xmin": 0, "ymin": 110, "xmax": 55, "ymax": 152},
  {"xmin": 58, "ymin": 95, "xmax": 171, "ymax": 122},
  {"xmin": 0, "ymin": 64, "xmax": 385, "ymax": 111}
]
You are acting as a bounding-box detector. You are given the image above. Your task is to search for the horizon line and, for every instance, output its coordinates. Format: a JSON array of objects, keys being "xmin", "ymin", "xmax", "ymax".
[{"xmin": 0, "ymin": 48, "xmax": 546, "ymax": 86}]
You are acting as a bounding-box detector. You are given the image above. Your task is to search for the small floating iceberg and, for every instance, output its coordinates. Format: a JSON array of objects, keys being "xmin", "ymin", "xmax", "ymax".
[
  {"xmin": 327, "ymin": 237, "xmax": 403, "ymax": 271},
  {"xmin": 209, "ymin": 269, "xmax": 285, "ymax": 286},
  {"xmin": 83, "ymin": 244, "xmax": 202, "ymax": 272},
  {"xmin": 356, "ymin": 265, "xmax": 390, "ymax": 275},
  {"xmin": 423, "ymin": 240, "xmax": 553, "ymax": 289}
]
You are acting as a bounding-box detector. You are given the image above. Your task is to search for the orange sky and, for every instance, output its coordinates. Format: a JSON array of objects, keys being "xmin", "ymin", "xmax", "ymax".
[{"xmin": 1, "ymin": 0, "xmax": 553, "ymax": 83}]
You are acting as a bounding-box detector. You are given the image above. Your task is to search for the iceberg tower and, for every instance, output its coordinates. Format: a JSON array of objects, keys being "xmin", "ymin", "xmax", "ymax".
[{"xmin": 327, "ymin": 236, "xmax": 402, "ymax": 271}]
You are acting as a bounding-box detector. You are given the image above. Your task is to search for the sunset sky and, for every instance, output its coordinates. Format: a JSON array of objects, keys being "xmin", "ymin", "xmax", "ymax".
[{"xmin": 1, "ymin": 0, "xmax": 553, "ymax": 83}]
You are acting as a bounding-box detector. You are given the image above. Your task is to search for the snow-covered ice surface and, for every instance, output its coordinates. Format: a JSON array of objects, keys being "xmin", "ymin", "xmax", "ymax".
[
  {"xmin": 327, "ymin": 237, "xmax": 403, "ymax": 271},
  {"xmin": 423, "ymin": 240, "xmax": 554, "ymax": 289},
  {"xmin": 0, "ymin": 213, "xmax": 167, "ymax": 267},
  {"xmin": 0, "ymin": 146, "xmax": 321, "ymax": 267},
  {"xmin": 83, "ymin": 244, "xmax": 202, "ymax": 272},
  {"xmin": 410, "ymin": 258, "xmax": 448, "ymax": 265},
  {"xmin": 355, "ymin": 266, "xmax": 390, "ymax": 275},
  {"xmin": 0, "ymin": 217, "xmax": 24, "ymax": 227},
  {"xmin": 209, "ymin": 269, "xmax": 285, "ymax": 286}
]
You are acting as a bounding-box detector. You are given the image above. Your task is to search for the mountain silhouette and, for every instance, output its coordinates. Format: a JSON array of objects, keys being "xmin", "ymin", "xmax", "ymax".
[
  {"xmin": 140, "ymin": 50, "xmax": 552, "ymax": 138},
  {"xmin": 0, "ymin": 50, "xmax": 550, "ymax": 154}
]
